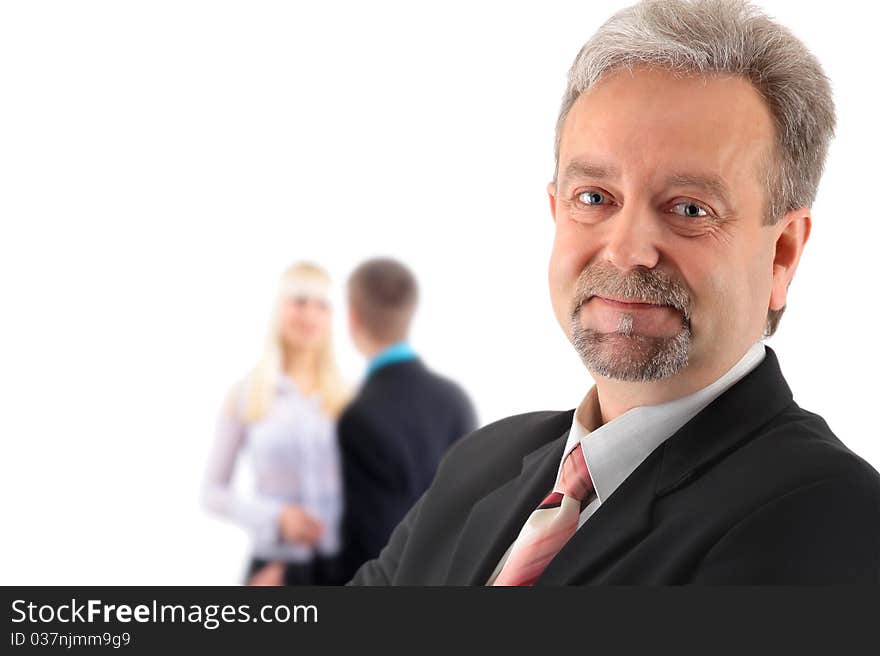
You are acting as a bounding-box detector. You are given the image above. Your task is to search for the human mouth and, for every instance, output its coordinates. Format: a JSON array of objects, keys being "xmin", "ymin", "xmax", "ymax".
[
  {"xmin": 580, "ymin": 295, "xmax": 685, "ymax": 336},
  {"xmin": 591, "ymin": 295, "xmax": 672, "ymax": 310}
]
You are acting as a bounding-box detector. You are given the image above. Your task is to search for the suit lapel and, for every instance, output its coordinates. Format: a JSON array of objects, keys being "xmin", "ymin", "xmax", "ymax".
[
  {"xmin": 655, "ymin": 346, "xmax": 792, "ymax": 496},
  {"xmin": 445, "ymin": 428, "xmax": 571, "ymax": 585}
]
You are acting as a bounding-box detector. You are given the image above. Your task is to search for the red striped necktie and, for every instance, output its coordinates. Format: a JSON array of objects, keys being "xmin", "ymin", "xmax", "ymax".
[{"xmin": 491, "ymin": 443, "xmax": 595, "ymax": 586}]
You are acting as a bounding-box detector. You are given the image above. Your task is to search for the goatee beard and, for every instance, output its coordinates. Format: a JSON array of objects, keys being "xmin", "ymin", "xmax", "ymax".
[
  {"xmin": 571, "ymin": 318, "xmax": 691, "ymax": 382},
  {"xmin": 569, "ymin": 263, "xmax": 693, "ymax": 381}
]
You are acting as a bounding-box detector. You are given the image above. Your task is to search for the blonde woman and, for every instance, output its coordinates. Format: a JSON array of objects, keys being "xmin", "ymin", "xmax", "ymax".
[{"xmin": 203, "ymin": 262, "xmax": 350, "ymax": 585}]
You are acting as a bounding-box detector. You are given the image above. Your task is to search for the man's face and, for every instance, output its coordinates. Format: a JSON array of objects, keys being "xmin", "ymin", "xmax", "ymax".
[{"xmin": 549, "ymin": 67, "xmax": 779, "ymax": 381}]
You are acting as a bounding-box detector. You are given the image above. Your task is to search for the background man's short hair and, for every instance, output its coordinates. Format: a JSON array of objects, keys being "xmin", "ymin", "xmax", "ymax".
[
  {"xmin": 555, "ymin": 0, "xmax": 836, "ymax": 336},
  {"xmin": 348, "ymin": 258, "xmax": 419, "ymax": 343}
]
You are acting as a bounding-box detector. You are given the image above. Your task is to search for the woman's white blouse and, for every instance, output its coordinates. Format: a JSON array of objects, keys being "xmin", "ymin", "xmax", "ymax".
[{"xmin": 203, "ymin": 375, "xmax": 342, "ymax": 562}]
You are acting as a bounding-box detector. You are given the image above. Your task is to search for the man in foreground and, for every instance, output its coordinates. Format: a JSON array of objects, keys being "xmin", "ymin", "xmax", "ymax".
[{"xmin": 348, "ymin": 0, "xmax": 880, "ymax": 585}]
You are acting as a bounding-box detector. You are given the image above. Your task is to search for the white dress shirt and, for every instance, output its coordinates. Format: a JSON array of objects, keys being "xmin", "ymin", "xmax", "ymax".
[
  {"xmin": 203, "ymin": 374, "xmax": 343, "ymax": 562},
  {"xmin": 486, "ymin": 341, "xmax": 766, "ymax": 584}
]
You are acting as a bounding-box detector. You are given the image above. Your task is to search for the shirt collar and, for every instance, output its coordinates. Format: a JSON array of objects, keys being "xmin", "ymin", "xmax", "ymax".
[
  {"xmin": 558, "ymin": 341, "xmax": 766, "ymax": 504},
  {"xmin": 367, "ymin": 341, "xmax": 418, "ymax": 376}
]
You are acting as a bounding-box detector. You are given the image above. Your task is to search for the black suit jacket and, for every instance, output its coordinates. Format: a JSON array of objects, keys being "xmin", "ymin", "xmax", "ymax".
[
  {"xmin": 349, "ymin": 347, "xmax": 880, "ymax": 584},
  {"xmin": 337, "ymin": 358, "xmax": 476, "ymax": 583}
]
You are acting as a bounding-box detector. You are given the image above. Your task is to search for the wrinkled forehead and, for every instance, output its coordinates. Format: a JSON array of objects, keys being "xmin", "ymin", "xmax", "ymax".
[{"xmin": 557, "ymin": 67, "xmax": 777, "ymax": 189}]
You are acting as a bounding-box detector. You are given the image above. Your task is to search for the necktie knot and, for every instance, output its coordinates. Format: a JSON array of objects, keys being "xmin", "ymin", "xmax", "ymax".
[
  {"xmin": 557, "ymin": 443, "xmax": 593, "ymax": 502},
  {"xmin": 490, "ymin": 442, "xmax": 595, "ymax": 586}
]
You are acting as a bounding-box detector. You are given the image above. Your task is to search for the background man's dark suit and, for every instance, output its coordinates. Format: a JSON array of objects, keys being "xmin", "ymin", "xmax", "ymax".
[
  {"xmin": 337, "ymin": 358, "xmax": 476, "ymax": 584},
  {"xmin": 349, "ymin": 348, "xmax": 880, "ymax": 584}
]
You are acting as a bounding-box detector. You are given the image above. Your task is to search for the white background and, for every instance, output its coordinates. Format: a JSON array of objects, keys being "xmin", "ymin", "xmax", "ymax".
[{"xmin": 1, "ymin": 1, "xmax": 877, "ymax": 584}]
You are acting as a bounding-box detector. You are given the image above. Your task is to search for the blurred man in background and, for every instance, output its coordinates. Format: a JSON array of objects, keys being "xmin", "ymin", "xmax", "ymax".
[{"xmin": 335, "ymin": 257, "xmax": 477, "ymax": 583}]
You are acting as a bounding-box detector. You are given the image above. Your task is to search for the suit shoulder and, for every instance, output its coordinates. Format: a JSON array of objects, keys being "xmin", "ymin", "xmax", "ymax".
[
  {"xmin": 760, "ymin": 402, "xmax": 879, "ymax": 480},
  {"xmin": 723, "ymin": 401, "xmax": 880, "ymax": 503},
  {"xmin": 420, "ymin": 368, "xmax": 474, "ymax": 406}
]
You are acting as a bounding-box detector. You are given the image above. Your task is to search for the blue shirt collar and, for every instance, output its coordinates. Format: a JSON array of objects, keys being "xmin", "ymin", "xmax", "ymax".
[{"xmin": 367, "ymin": 341, "xmax": 417, "ymax": 376}]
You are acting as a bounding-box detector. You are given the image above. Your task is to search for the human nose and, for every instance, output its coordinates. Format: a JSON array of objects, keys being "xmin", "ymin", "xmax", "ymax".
[{"xmin": 600, "ymin": 203, "xmax": 661, "ymax": 271}]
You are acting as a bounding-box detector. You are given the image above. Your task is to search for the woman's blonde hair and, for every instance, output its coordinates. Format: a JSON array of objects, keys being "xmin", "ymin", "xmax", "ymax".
[{"xmin": 240, "ymin": 261, "xmax": 350, "ymax": 422}]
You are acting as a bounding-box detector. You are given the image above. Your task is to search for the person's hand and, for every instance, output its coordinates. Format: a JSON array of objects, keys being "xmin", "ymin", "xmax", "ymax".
[
  {"xmin": 247, "ymin": 561, "xmax": 285, "ymax": 586},
  {"xmin": 278, "ymin": 505, "xmax": 324, "ymax": 545}
]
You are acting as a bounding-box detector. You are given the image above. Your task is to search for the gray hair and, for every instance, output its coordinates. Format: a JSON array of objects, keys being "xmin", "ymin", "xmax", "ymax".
[{"xmin": 554, "ymin": 0, "xmax": 836, "ymax": 226}]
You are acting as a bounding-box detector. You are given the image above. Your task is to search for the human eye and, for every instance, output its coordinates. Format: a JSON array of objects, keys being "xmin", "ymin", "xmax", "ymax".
[
  {"xmin": 670, "ymin": 200, "xmax": 711, "ymax": 219},
  {"xmin": 575, "ymin": 189, "xmax": 611, "ymax": 207}
]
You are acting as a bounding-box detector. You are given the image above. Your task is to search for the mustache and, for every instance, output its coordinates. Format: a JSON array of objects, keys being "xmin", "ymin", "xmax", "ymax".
[{"xmin": 572, "ymin": 264, "xmax": 692, "ymax": 320}]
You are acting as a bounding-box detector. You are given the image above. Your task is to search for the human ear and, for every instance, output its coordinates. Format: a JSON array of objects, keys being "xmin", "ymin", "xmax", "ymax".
[
  {"xmin": 769, "ymin": 209, "xmax": 811, "ymax": 311},
  {"xmin": 547, "ymin": 181, "xmax": 558, "ymax": 222}
]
